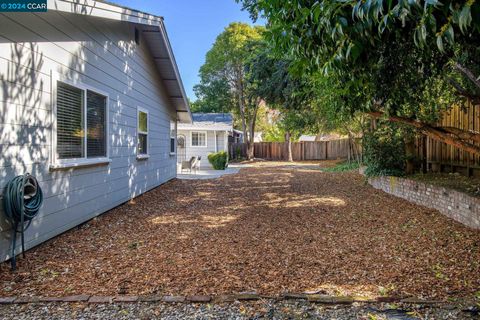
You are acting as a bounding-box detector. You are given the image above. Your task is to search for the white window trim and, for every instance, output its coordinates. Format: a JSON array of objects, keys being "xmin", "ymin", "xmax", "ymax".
[
  {"xmin": 190, "ymin": 130, "xmax": 208, "ymax": 148},
  {"xmin": 50, "ymin": 76, "xmax": 111, "ymax": 170},
  {"xmin": 170, "ymin": 120, "xmax": 177, "ymax": 155},
  {"xmin": 50, "ymin": 158, "xmax": 112, "ymax": 170},
  {"xmin": 137, "ymin": 106, "xmax": 149, "ymax": 160}
]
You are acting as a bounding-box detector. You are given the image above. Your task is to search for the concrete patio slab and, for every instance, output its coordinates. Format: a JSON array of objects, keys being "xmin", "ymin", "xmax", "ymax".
[{"xmin": 176, "ymin": 164, "xmax": 243, "ymax": 180}]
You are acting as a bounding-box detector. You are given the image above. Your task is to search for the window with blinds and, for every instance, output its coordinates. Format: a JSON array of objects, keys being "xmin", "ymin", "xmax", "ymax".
[
  {"xmin": 56, "ymin": 82, "xmax": 107, "ymax": 160},
  {"xmin": 57, "ymin": 83, "xmax": 84, "ymax": 159}
]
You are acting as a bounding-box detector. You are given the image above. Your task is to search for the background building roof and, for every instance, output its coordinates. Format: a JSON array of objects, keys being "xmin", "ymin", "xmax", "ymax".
[{"xmin": 178, "ymin": 113, "xmax": 233, "ymax": 131}]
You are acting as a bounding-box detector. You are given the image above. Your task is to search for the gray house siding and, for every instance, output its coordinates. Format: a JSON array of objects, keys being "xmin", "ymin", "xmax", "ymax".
[{"xmin": 0, "ymin": 11, "xmax": 178, "ymax": 262}]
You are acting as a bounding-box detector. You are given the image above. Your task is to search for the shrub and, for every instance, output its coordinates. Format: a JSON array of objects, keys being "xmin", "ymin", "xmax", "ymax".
[
  {"xmin": 322, "ymin": 161, "xmax": 360, "ymax": 173},
  {"xmin": 235, "ymin": 146, "xmax": 242, "ymax": 160},
  {"xmin": 363, "ymin": 124, "xmax": 406, "ymax": 177},
  {"xmin": 208, "ymin": 151, "xmax": 228, "ymax": 170}
]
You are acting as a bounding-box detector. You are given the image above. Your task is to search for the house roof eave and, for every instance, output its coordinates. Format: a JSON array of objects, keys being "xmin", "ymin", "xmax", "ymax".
[{"xmin": 49, "ymin": 0, "xmax": 192, "ymax": 123}]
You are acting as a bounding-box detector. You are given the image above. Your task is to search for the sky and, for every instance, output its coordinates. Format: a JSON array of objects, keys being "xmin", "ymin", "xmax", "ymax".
[{"xmin": 113, "ymin": 0, "xmax": 264, "ymax": 101}]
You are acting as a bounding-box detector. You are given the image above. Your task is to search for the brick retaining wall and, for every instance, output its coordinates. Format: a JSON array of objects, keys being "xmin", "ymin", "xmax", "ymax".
[{"xmin": 368, "ymin": 176, "xmax": 480, "ymax": 229}]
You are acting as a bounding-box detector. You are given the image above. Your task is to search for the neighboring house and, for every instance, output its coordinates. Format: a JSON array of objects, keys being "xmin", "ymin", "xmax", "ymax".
[
  {"xmin": 299, "ymin": 133, "xmax": 347, "ymax": 142},
  {"xmin": 0, "ymin": 1, "xmax": 191, "ymax": 261},
  {"xmin": 316, "ymin": 133, "xmax": 347, "ymax": 141},
  {"xmin": 177, "ymin": 113, "xmax": 233, "ymax": 169},
  {"xmin": 299, "ymin": 135, "xmax": 317, "ymax": 142},
  {"xmin": 253, "ymin": 132, "xmax": 263, "ymax": 143},
  {"xmin": 229, "ymin": 129, "xmax": 244, "ymax": 144}
]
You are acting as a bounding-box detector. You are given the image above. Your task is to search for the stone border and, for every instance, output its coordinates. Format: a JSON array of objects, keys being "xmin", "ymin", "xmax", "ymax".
[
  {"xmin": 368, "ymin": 175, "xmax": 480, "ymax": 229},
  {"xmin": 0, "ymin": 294, "xmax": 445, "ymax": 305}
]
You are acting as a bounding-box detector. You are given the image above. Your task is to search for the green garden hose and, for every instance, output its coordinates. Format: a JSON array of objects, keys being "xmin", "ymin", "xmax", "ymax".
[{"xmin": 3, "ymin": 173, "xmax": 43, "ymax": 270}]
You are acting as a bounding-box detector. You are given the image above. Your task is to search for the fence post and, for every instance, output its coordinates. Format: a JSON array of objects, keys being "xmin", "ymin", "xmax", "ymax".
[{"xmin": 422, "ymin": 136, "xmax": 427, "ymax": 174}]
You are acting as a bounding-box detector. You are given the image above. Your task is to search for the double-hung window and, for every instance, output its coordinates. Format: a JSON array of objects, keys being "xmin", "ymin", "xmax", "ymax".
[
  {"xmin": 137, "ymin": 108, "xmax": 149, "ymax": 157},
  {"xmin": 191, "ymin": 131, "xmax": 207, "ymax": 147},
  {"xmin": 56, "ymin": 81, "xmax": 108, "ymax": 162}
]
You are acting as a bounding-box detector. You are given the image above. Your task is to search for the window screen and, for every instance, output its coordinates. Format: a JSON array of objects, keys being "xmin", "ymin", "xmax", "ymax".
[
  {"xmin": 86, "ymin": 90, "xmax": 106, "ymax": 158},
  {"xmin": 170, "ymin": 135, "xmax": 175, "ymax": 153},
  {"xmin": 170, "ymin": 121, "xmax": 176, "ymax": 153},
  {"xmin": 138, "ymin": 110, "xmax": 148, "ymax": 155}
]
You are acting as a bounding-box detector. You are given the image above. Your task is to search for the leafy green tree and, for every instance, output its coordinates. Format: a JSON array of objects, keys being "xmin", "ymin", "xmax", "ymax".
[
  {"xmin": 245, "ymin": 44, "xmax": 320, "ymax": 160},
  {"xmin": 194, "ymin": 23, "xmax": 265, "ymax": 159},
  {"xmin": 238, "ymin": 0, "xmax": 480, "ymax": 156},
  {"xmin": 191, "ymin": 80, "xmax": 234, "ymax": 113}
]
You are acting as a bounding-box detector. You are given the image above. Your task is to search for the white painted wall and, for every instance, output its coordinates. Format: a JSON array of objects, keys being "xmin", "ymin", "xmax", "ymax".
[{"xmin": 0, "ymin": 11, "xmax": 178, "ymax": 261}]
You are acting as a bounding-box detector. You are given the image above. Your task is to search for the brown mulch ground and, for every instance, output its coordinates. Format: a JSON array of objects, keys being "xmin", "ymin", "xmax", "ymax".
[{"xmin": 1, "ymin": 162, "xmax": 480, "ymax": 300}]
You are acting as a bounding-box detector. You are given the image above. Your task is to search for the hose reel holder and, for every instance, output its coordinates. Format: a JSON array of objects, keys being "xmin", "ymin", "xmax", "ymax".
[{"xmin": 3, "ymin": 173, "xmax": 43, "ymax": 270}]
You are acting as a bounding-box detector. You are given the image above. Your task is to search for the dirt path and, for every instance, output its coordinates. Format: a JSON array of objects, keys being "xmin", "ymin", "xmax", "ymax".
[{"xmin": 1, "ymin": 162, "xmax": 479, "ymax": 300}]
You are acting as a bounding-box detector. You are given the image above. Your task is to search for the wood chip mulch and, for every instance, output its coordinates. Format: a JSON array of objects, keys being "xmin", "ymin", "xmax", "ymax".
[{"xmin": 1, "ymin": 162, "xmax": 479, "ymax": 300}]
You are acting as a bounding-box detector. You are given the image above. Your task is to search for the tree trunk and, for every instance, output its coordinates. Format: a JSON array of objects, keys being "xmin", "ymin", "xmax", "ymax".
[
  {"xmin": 346, "ymin": 130, "xmax": 354, "ymax": 163},
  {"xmin": 238, "ymin": 97, "xmax": 247, "ymax": 144},
  {"xmin": 404, "ymin": 136, "xmax": 416, "ymax": 174},
  {"xmin": 368, "ymin": 111, "xmax": 480, "ymax": 155},
  {"xmin": 236, "ymin": 77, "xmax": 248, "ymax": 144},
  {"xmin": 285, "ymin": 132, "xmax": 293, "ymax": 162},
  {"xmin": 245, "ymin": 98, "xmax": 261, "ymax": 160},
  {"xmin": 245, "ymin": 117, "xmax": 255, "ymax": 160},
  {"xmin": 246, "ymin": 141, "xmax": 254, "ymax": 159}
]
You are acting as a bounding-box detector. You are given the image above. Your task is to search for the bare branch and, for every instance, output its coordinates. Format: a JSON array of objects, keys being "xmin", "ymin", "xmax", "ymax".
[
  {"xmin": 454, "ymin": 62, "xmax": 480, "ymax": 91},
  {"xmin": 368, "ymin": 111, "xmax": 480, "ymax": 155},
  {"xmin": 440, "ymin": 126, "xmax": 480, "ymax": 144},
  {"xmin": 447, "ymin": 77, "xmax": 480, "ymax": 104}
]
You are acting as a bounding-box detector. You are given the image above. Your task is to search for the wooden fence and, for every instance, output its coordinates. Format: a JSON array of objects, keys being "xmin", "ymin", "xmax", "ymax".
[
  {"xmin": 229, "ymin": 139, "xmax": 360, "ymax": 161},
  {"xmin": 416, "ymin": 102, "xmax": 480, "ymax": 176},
  {"xmin": 229, "ymin": 103, "xmax": 480, "ymax": 174}
]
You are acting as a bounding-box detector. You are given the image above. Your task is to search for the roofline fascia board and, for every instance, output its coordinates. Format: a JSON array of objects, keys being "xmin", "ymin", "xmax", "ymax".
[
  {"xmin": 158, "ymin": 18, "xmax": 192, "ymax": 123},
  {"xmin": 49, "ymin": 0, "xmax": 163, "ymax": 26},
  {"xmin": 49, "ymin": 0, "xmax": 192, "ymax": 123}
]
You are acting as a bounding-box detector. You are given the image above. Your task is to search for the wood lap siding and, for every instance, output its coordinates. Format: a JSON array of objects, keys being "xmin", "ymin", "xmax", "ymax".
[{"xmin": 0, "ymin": 12, "xmax": 177, "ymax": 261}]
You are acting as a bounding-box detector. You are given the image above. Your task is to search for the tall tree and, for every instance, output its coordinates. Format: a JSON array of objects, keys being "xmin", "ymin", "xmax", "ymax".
[
  {"xmin": 246, "ymin": 45, "xmax": 318, "ymax": 161},
  {"xmin": 195, "ymin": 22, "xmax": 264, "ymax": 158}
]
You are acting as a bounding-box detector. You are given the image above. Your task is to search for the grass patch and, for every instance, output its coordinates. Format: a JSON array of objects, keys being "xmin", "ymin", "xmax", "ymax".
[
  {"xmin": 409, "ymin": 172, "xmax": 480, "ymax": 197},
  {"xmin": 322, "ymin": 161, "xmax": 360, "ymax": 172}
]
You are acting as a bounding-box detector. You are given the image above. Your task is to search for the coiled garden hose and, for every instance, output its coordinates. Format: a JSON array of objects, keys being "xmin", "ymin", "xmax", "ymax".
[{"xmin": 3, "ymin": 173, "xmax": 43, "ymax": 270}]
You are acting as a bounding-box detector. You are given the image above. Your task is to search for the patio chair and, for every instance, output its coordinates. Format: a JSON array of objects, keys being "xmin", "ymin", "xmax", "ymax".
[{"xmin": 181, "ymin": 157, "xmax": 197, "ymax": 173}]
